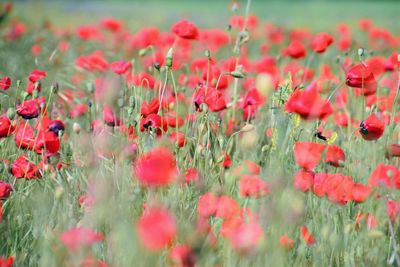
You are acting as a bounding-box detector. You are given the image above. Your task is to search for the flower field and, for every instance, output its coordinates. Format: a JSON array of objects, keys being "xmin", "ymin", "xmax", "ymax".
[{"xmin": 0, "ymin": 0, "xmax": 399, "ymax": 266}]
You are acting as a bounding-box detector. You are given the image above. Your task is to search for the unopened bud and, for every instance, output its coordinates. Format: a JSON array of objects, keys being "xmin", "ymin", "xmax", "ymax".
[
  {"xmin": 204, "ymin": 49, "xmax": 211, "ymax": 59},
  {"xmin": 358, "ymin": 48, "xmax": 365, "ymax": 57},
  {"xmin": 73, "ymin": 122, "xmax": 81, "ymax": 134},
  {"xmin": 139, "ymin": 46, "xmax": 151, "ymax": 57},
  {"xmin": 51, "ymin": 82, "xmax": 59, "ymax": 94},
  {"xmin": 6, "ymin": 107, "xmax": 15, "ymax": 120},
  {"xmin": 166, "ymin": 47, "xmax": 174, "ymax": 68},
  {"xmin": 117, "ymin": 98, "xmax": 124, "ymax": 107},
  {"xmin": 22, "ymin": 91, "xmax": 29, "ymax": 100},
  {"xmin": 230, "ymin": 70, "xmax": 246, "ymax": 78},
  {"xmin": 86, "ymin": 82, "xmax": 94, "ymax": 94},
  {"xmin": 240, "ymin": 124, "xmax": 254, "ymax": 132}
]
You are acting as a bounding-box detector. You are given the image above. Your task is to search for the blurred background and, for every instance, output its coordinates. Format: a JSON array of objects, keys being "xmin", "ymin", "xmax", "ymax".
[{"xmin": 11, "ymin": 0, "xmax": 400, "ymax": 30}]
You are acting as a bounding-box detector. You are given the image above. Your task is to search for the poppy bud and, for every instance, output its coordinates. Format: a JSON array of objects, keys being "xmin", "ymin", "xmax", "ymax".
[
  {"xmin": 166, "ymin": 47, "xmax": 174, "ymax": 68},
  {"xmin": 359, "ymin": 114, "xmax": 384, "ymax": 141},
  {"xmin": 118, "ymin": 98, "xmax": 124, "ymax": 107},
  {"xmin": 358, "ymin": 48, "xmax": 365, "ymax": 58},
  {"xmin": 86, "ymin": 82, "xmax": 94, "ymax": 94},
  {"xmin": 240, "ymin": 130, "xmax": 258, "ymax": 151},
  {"xmin": 241, "ymin": 124, "xmax": 255, "ymax": 132},
  {"xmin": 73, "ymin": 122, "xmax": 81, "ymax": 134},
  {"xmin": 230, "ymin": 70, "xmax": 246, "ymax": 78},
  {"xmin": 6, "ymin": 107, "xmax": 15, "ymax": 120},
  {"xmin": 204, "ymin": 49, "xmax": 211, "ymax": 59}
]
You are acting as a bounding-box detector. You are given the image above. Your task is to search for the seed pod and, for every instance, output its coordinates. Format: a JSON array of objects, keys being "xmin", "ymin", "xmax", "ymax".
[{"xmin": 230, "ymin": 70, "xmax": 246, "ymax": 78}]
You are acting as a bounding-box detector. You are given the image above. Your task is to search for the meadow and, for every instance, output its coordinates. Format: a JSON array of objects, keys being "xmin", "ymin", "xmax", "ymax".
[{"xmin": 0, "ymin": 0, "xmax": 399, "ymax": 266}]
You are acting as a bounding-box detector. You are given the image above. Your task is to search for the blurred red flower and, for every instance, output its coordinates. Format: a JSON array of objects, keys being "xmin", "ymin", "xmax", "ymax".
[
  {"xmin": 137, "ymin": 207, "xmax": 176, "ymax": 251},
  {"xmin": 300, "ymin": 226, "xmax": 315, "ymax": 246},
  {"xmin": 60, "ymin": 227, "xmax": 103, "ymax": 251},
  {"xmin": 293, "ymin": 142, "xmax": 326, "ymax": 170},
  {"xmin": 134, "ymin": 147, "xmax": 177, "ymax": 187},
  {"xmin": 172, "ymin": 20, "xmax": 199, "ymax": 40}
]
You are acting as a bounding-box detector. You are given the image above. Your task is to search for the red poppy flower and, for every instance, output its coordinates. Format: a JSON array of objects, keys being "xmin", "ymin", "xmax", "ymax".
[
  {"xmin": 137, "ymin": 207, "xmax": 176, "ymax": 251},
  {"xmin": 387, "ymin": 200, "xmax": 400, "ymax": 221},
  {"xmin": 294, "ymin": 142, "xmax": 326, "ymax": 170},
  {"xmin": 134, "ymin": 147, "xmax": 177, "ymax": 187},
  {"xmin": 0, "ymin": 181, "xmax": 12, "ymax": 199},
  {"xmin": 35, "ymin": 131, "xmax": 60, "ymax": 155},
  {"xmin": 140, "ymin": 99, "xmax": 160, "ymax": 117},
  {"xmin": 59, "ymin": 227, "xmax": 103, "ymax": 251},
  {"xmin": 0, "ymin": 256, "xmax": 14, "ymax": 267},
  {"xmin": 285, "ymin": 85, "xmax": 333, "ymax": 120},
  {"xmin": 11, "ymin": 154, "xmax": 41, "ymax": 180},
  {"xmin": 300, "ymin": 226, "xmax": 315, "ymax": 246},
  {"xmin": 325, "ymin": 145, "xmax": 345, "ymax": 167},
  {"xmin": 26, "ymin": 81, "xmax": 41, "ymax": 95},
  {"xmin": 359, "ymin": 113, "xmax": 384, "ymax": 141},
  {"xmin": 324, "ymin": 173, "xmax": 354, "ymax": 205},
  {"xmin": 171, "ymin": 20, "xmax": 199, "ymax": 40},
  {"xmin": 17, "ymin": 99, "xmax": 40, "ymax": 120},
  {"xmin": 239, "ymin": 175, "xmax": 269, "ymax": 198},
  {"xmin": 227, "ymin": 220, "xmax": 263, "ymax": 253},
  {"xmin": 351, "ymin": 183, "xmax": 371, "ymax": 203},
  {"xmin": 282, "ymin": 40, "xmax": 306, "ymax": 59},
  {"xmin": 169, "ymin": 245, "xmax": 196, "ymax": 267},
  {"xmin": 184, "ymin": 168, "xmax": 200, "ymax": 184},
  {"xmin": 170, "ymin": 132, "xmax": 186, "ymax": 147},
  {"xmin": 197, "ymin": 192, "xmax": 218, "ymax": 218},
  {"xmin": 0, "ymin": 77, "xmax": 11, "ymax": 90},
  {"xmin": 216, "ymin": 195, "xmax": 241, "ymax": 220},
  {"xmin": 345, "ymin": 64, "xmax": 377, "ymax": 95},
  {"xmin": 368, "ymin": 164, "xmax": 400, "ymax": 189},
  {"xmin": 131, "ymin": 72, "xmax": 156, "ymax": 89},
  {"xmin": 140, "ymin": 113, "xmax": 167, "ymax": 134},
  {"xmin": 102, "ymin": 105, "xmax": 117, "ymax": 127},
  {"xmin": 28, "ymin": 69, "xmax": 46, "ymax": 83},
  {"xmin": 241, "ymin": 88, "xmax": 265, "ymax": 120},
  {"xmin": 14, "ymin": 122, "xmax": 35, "ymax": 150},
  {"xmin": 0, "ymin": 116, "xmax": 13, "ymax": 138},
  {"xmin": 48, "ymin": 120, "xmax": 65, "ymax": 135},
  {"xmin": 110, "ymin": 60, "xmax": 132, "ymax": 75},
  {"xmin": 193, "ymin": 85, "xmax": 226, "ymax": 112},
  {"xmin": 279, "ymin": 235, "xmax": 294, "ymax": 250},
  {"xmin": 70, "ymin": 103, "xmax": 88, "ymax": 118},
  {"xmin": 365, "ymin": 213, "xmax": 378, "ymax": 229},
  {"xmin": 80, "ymin": 256, "xmax": 109, "ymax": 267},
  {"xmin": 100, "ymin": 17, "xmax": 122, "ymax": 32},
  {"xmin": 75, "ymin": 51, "xmax": 108, "ymax": 72},
  {"xmin": 311, "ymin": 32, "xmax": 333, "ymax": 53},
  {"xmin": 294, "ymin": 170, "xmax": 314, "ymax": 192}
]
